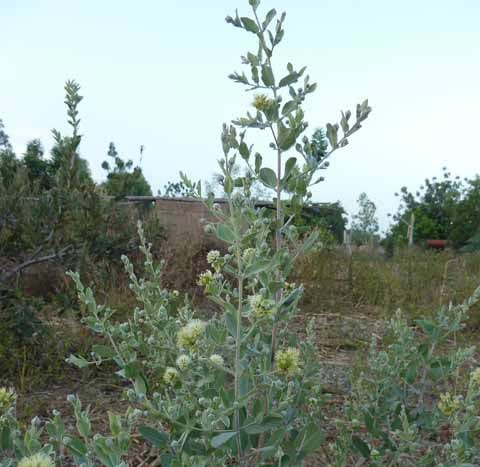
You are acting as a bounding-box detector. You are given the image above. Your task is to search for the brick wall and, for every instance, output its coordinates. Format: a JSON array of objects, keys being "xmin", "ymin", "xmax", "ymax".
[{"xmin": 152, "ymin": 197, "xmax": 226, "ymax": 244}]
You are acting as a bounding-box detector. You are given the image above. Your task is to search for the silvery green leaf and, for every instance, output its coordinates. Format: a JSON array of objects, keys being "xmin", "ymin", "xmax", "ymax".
[
  {"xmin": 139, "ymin": 426, "xmax": 168, "ymax": 448},
  {"xmin": 244, "ymin": 259, "xmax": 271, "ymax": 277},
  {"xmin": 255, "ymin": 153, "xmax": 262, "ymax": 173},
  {"xmin": 259, "ymin": 167, "xmax": 277, "ymax": 189},
  {"xmin": 67, "ymin": 354, "xmax": 90, "ymax": 369},
  {"xmin": 217, "ymin": 224, "xmax": 236, "ymax": 243},
  {"xmin": 239, "ymin": 142, "xmax": 249, "ymax": 160},
  {"xmin": 281, "ymin": 100, "xmax": 297, "ymax": 116},
  {"xmin": 244, "ymin": 414, "xmax": 284, "ymax": 434},
  {"xmin": 283, "ymin": 157, "xmax": 297, "ymax": 180},
  {"xmin": 247, "ymin": 52, "xmax": 259, "ymax": 66},
  {"xmin": 262, "ymin": 8, "xmax": 277, "ymax": 30},
  {"xmin": 279, "ymin": 72, "xmax": 300, "ymax": 88},
  {"xmin": 211, "ymin": 431, "xmax": 237, "ymax": 448},
  {"xmin": 241, "ymin": 17, "xmax": 259, "ymax": 34},
  {"xmin": 224, "ymin": 175, "xmax": 233, "ymax": 194},
  {"xmin": 261, "ymin": 65, "xmax": 275, "ymax": 86},
  {"xmin": 92, "ymin": 344, "xmax": 115, "ymax": 359}
]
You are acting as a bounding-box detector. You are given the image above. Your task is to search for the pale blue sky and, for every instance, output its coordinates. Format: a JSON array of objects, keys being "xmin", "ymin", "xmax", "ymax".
[{"xmin": 2, "ymin": 1, "xmax": 480, "ymax": 229}]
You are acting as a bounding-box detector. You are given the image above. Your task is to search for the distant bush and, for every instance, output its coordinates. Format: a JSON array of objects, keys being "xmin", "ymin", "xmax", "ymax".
[{"xmin": 0, "ymin": 82, "xmax": 164, "ymax": 374}]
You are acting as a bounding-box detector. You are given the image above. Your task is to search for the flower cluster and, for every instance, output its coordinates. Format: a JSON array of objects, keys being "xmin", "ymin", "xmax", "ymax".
[
  {"xmin": 252, "ymin": 94, "xmax": 274, "ymax": 112},
  {"xmin": 177, "ymin": 319, "xmax": 207, "ymax": 350},
  {"xmin": 197, "ymin": 269, "xmax": 222, "ymax": 294},
  {"xmin": 283, "ymin": 281, "xmax": 297, "ymax": 294},
  {"xmin": 249, "ymin": 294, "xmax": 276, "ymax": 319},
  {"xmin": 206, "ymin": 250, "xmax": 223, "ymax": 272},
  {"xmin": 18, "ymin": 453, "xmax": 55, "ymax": 467},
  {"xmin": 209, "ymin": 354, "xmax": 224, "ymax": 366},
  {"xmin": 438, "ymin": 392, "xmax": 462, "ymax": 417},
  {"xmin": 0, "ymin": 387, "xmax": 16, "ymax": 412},
  {"xmin": 471, "ymin": 368, "xmax": 480, "ymax": 386},
  {"xmin": 275, "ymin": 348, "xmax": 301, "ymax": 376},
  {"xmin": 198, "ymin": 270, "xmax": 214, "ymax": 288},
  {"xmin": 163, "ymin": 367, "xmax": 179, "ymax": 385},
  {"xmin": 176, "ymin": 354, "xmax": 191, "ymax": 371},
  {"xmin": 242, "ymin": 248, "xmax": 256, "ymax": 263}
]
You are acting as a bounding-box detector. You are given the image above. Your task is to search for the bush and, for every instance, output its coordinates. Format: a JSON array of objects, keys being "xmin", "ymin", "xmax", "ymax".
[{"xmin": 0, "ymin": 0, "xmax": 373, "ymax": 464}]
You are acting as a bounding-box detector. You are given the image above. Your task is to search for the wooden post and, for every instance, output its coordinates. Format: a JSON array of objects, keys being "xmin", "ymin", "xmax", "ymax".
[
  {"xmin": 343, "ymin": 229, "xmax": 352, "ymax": 257},
  {"xmin": 407, "ymin": 212, "xmax": 415, "ymax": 247}
]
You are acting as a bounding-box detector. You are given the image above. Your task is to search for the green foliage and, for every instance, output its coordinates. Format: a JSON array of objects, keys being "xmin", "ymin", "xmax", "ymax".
[
  {"xmin": 0, "ymin": 393, "xmax": 133, "ymax": 466},
  {"xmin": 22, "ymin": 140, "xmax": 53, "ymax": 190},
  {"xmin": 294, "ymin": 201, "xmax": 346, "ymax": 244},
  {"xmin": 332, "ymin": 286, "xmax": 480, "ymax": 466},
  {"xmin": 0, "ymin": 118, "xmax": 10, "ymax": 150},
  {"xmin": 387, "ymin": 168, "xmax": 480, "ymax": 249},
  {"xmin": 0, "ymin": 81, "xmax": 163, "ymax": 365},
  {"xmin": 161, "ymin": 179, "xmax": 191, "ymax": 197},
  {"xmin": 101, "ymin": 142, "xmax": 152, "ymax": 198},
  {"xmin": 0, "ymin": 1, "xmax": 371, "ymax": 465},
  {"xmin": 351, "ymin": 192, "xmax": 379, "ymax": 246}
]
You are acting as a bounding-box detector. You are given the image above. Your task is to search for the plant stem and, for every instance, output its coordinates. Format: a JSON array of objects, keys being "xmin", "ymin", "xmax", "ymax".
[
  {"xmin": 253, "ymin": 6, "xmax": 284, "ymax": 363},
  {"xmin": 234, "ymin": 271, "xmax": 244, "ymax": 462},
  {"xmin": 271, "ymin": 143, "xmax": 282, "ymax": 361},
  {"xmin": 227, "ymin": 179, "xmax": 244, "ymax": 462}
]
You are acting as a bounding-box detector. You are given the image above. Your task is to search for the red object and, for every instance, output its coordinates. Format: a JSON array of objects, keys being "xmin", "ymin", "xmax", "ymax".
[{"xmin": 426, "ymin": 239, "xmax": 446, "ymax": 249}]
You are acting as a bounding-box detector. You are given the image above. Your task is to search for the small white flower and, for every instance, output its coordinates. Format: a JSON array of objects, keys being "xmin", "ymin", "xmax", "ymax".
[
  {"xmin": 177, "ymin": 319, "xmax": 207, "ymax": 350},
  {"xmin": 242, "ymin": 248, "xmax": 256, "ymax": 263},
  {"xmin": 209, "ymin": 354, "xmax": 224, "ymax": 366},
  {"xmin": 207, "ymin": 250, "xmax": 221, "ymax": 264},
  {"xmin": 0, "ymin": 387, "xmax": 16, "ymax": 412},
  {"xmin": 176, "ymin": 354, "xmax": 191, "ymax": 371},
  {"xmin": 163, "ymin": 367, "xmax": 179, "ymax": 385},
  {"xmin": 18, "ymin": 453, "xmax": 55, "ymax": 467}
]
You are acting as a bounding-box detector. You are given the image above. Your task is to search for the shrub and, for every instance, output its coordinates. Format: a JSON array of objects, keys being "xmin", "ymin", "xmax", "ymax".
[
  {"xmin": 0, "ymin": 0, "xmax": 372, "ymax": 465},
  {"xmin": 331, "ymin": 286, "xmax": 480, "ymax": 466}
]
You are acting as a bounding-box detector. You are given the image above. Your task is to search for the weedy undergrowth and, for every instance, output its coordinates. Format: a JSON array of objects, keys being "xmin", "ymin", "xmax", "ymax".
[{"xmin": 330, "ymin": 286, "xmax": 480, "ymax": 467}]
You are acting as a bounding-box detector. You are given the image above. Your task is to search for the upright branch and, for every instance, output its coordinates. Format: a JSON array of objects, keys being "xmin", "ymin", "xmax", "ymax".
[{"xmin": 225, "ymin": 0, "xmax": 371, "ymax": 359}]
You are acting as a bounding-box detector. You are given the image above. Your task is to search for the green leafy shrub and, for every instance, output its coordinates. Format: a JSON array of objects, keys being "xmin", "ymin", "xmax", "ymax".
[
  {"xmin": 331, "ymin": 286, "xmax": 480, "ymax": 466},
  {"xmin": 0, "ymin": 0, "xmax": 372, "ymax": 464}
]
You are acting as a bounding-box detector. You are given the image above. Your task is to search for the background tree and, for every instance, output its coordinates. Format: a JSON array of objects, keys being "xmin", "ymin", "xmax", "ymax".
[
  {"xmin": 101, "ymin": 142, "xmax": 152, "ymax": 198},
  {"xmin": 0, "ymin": 81, "xmax": 162, "ymax": 343},
  {"xmin": 23, "ymin": 139, "xmax": 52, "ymax": 189},
  {"xmin": 161, "ymin": 179, "xmax": 191, "ymax": 197},
  {"xmin": 386, "ymin": 168, "xmax": 480, "ymax": 249},
  {"xmin": 0, "ymin": 119, "xmax": 11, "ymax": 150},
  {"xmin": 0, "ymin": 120, "xmax": 18, "ymax": 185},
  {"xmin": 351, "ymin": 192, "xmax": 379, "ymax": 245}
]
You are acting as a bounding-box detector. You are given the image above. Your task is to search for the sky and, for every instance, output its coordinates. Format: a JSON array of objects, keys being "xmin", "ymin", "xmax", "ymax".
[{"xmin": 2, "ymin": 0, "xmax": 480, "ymax": 231}]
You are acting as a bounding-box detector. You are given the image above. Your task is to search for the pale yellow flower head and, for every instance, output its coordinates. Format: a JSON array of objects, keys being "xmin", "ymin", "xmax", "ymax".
[
  {"xmin": 18, "ymin": 453, "xmax": 55, "ymax": 467},
  {"xmin": 438, "ymin": 392, "xmax": 461, "ymax": 417},
  {"xmin": 197, "ymin": 270, "xmax": 214, "ymax": 288},
  {"xmin": 176, "ymin": 354, "xmax": 191, "ymax": 371},
  {"xmin": 163, "ymin": 367, "xmax": 179, "ymax": 385},
  {"xmin": 275, "ymin": 348, "xmax": 301, "ymax": 376},
  {"xmin": 471, "ymin": 368, "xmax": 480, "ymax": 386},
  {"xmin": 177, "ymin": 319, "xmax": 207, "ymax": 350},
  {"xmin": 207, "ymin": 250, "xmax": 220, "ymax": 264},
  {"xmin": 252, "ymin": 94, "xmax": 274, "ymax": 112},
  {"xmin": 209, "ymin": 354, "xmax": 224, "ymax": 366},
  {"xmin": 249, "ymin": 295, "xmax": 276, "ymax": 319},
  {"xmin": 0, "ymin": 387, "xmax": 16, "ymax": 412},
  {"xmin": 242, "ymin": 248, "xmax": 256, "ymax": 263}
]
